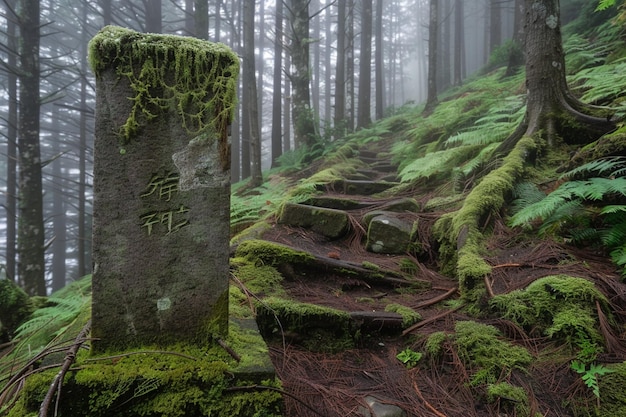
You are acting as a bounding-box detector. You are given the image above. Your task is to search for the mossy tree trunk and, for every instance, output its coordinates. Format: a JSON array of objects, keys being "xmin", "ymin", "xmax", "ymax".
[
  {"xmin": 288, "ymin": 0, "xmax": 317, "ymax": 149},
  {"xmin": 17, "ymin": 0, "xmax": 46, "ymax": 296},
  {"xmin": 497, "ymin": 0, "xmax": 616, "ymax": 154}
]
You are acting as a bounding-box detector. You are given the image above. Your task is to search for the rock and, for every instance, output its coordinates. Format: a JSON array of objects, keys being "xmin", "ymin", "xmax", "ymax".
[
  {"xmin": 366, "ymin": 213, "xmax": 416, "ymax": 254},
  {"xmin": 278, "ymin": 203, "xmax": 350, "ymax": 239},
  {"xmin": 332, "ymin": 180, "xmax": 400, "ymax": 195},
  {"xmin": 360, "ymin": 395, "xmax": 407, "ymax": 417}
]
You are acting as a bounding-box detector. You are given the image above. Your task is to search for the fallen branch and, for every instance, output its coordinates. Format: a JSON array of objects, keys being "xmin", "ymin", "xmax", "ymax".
[
  {"xmin": 412, "ymin": 287, "xmax": 457, "ymax": 309},
  {"xmin": 410, "ymin": 370, "xmax": 448, "ymax": 417},
  {"xmin": 484, "ymin": 276, "xmax": 495, "ymax": 298},
  {"xmin": 216, "ymin": 338, "xmax": 241, "ymax": 362},
  {"xmin": 39, "ymin": 319, "xmax": 91, "ymax": 417},
  {"xmin": 402, "ymin": 305, "xmax": 464, "ymax": 336}
]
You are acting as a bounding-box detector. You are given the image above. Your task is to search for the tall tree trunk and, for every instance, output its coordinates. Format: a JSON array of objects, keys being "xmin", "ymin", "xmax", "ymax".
[
  {"xmin": 5, "ymin": 0, "xmax": 18, "ymax": 282},
  {"xmin": 439, "ymin": 0, "xmax": 451, "ymax": 91},
  {"xmin": 374, "ymin": 0, "xmax": 384, "ymax": 121},
  {"xmin": 505, "ymin": 0, "xmax": 524, "ymax": 76},
  {"xmin": 144, "ymin": 0, "xmax": 162, "ymax": 33},
  {"xmin": 194, "ymin": 0, "xmax": 208, "ymax": 39},
  {"xmin": 312, "ymin": 0, "xmax": 321, "ymax": 129},
  {"xmin": 243, "ymin": 0, "xmax": 262, "ymax": 187},
  {"xmin": 357, "ymin": 0, "xmax": 373, "ymax": 129},
  {"xmin": 284, "ymin": 51, "xmax": 292, "ymax": 153},
  {"xmin": 489, "ymin": 0, "xmax": 502, "ymax": 53},
  {"xmin": 185, "ymin": 0, "xmax": 194, "ymax": 35},
  {"xmin": 215, "ymin": 0, "xmax": 222, "ymax": 41},
  {"xmin": 346, "ymin": 0, "xmax": 355, "ymax": 131},
  {"xmin": 453, "ymin": 0, "xmax": 464, "ymax": 86},
  {"xmin": 324, "ymin": 3, "xmax": 332, "ymax": 126},
  {"xmin": 289, "ymin": 0, "xmax": 317, "ymax": 149},
  {"xmin": 100, "ymin": 0, "xmax": 112, "ymax": 26},
  {"xmin": 334, "ymin": 0, "xmax": 347, "ymax": 139},
  {"xmin": 497, "ymin": 0, "xmax": 615, "ymax": 154},
  {"xmin": 271, "ymin": 0, "xmax": 284, "ymax": 168},
  {"xmin": 423, "ymin": 0, "xmax": 439, "ymax": 116},
  {"xmin": 50, "ymin": 106, "xmax": 66, "ymax": 292},
  {"xmin": 18, "ymin": 0, "xmax": 46, "ymax": 296},
  {"xmin": 78, "ymin": 2, "xmax": 90, "ymax": 278}
]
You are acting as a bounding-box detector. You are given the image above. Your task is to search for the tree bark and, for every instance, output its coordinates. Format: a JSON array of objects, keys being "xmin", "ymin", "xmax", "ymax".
[
  {"xmin": 144, "ymin": 0, "xmax": 162, "ymax": 33},
  {"xmin": 453, "ymin": 0, "xmax": 464, "ymax": 86},
  {"xmin": 194, "ymin": 0, "xmax": 208, "ymax": 39},
  {"xmin": 271, "ymin": 0, "xmax": 284, "ymax": 167},
  {"xmin": 357, "ymin": 0, "xmax": 373, "ymax": 129},
  {"xmin": 374, "ymin": 0, "xmax": 384, "ymax": 121},
  {"xmin": 243, "ymin": 0, "xmax": 263, "ymax": 187},
  {"xmin": 334, "ymin": 0, "xmax": 347, "ymax": 139},
  {"xmin": 423, "ymin": 0, "xmax": 439, "ymax": 116},
  {"xmin": 5, "ymin": 0, "xmax": 18, "ymax": 282},
  {"xmin": 17, "ymin": 0, "xmax": 46, "ymax": 296},
  {"xmin": 288, "ymin": 0, "xmax": 317, "ymax": 149}
]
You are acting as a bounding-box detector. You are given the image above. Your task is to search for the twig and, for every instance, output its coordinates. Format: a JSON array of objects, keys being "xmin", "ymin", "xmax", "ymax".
[
  {"xmin": 484, "ymin": 276, "xmax": 495, "ymax": 298},
  {"xmin": 402, "ymin": 305, "xmax": 464, "ymax": 336},
  {"xmin": 39, "ymin": 319, "xmax": 91, "ymax": 417},
  {"xmin": 216, "ymin": 338, "xmax": 241, "ymax": 362},
  {"xmin": 492, "ymin": 263, "xmax": 522, "ymax": 268},
  {"xmin": 412, "ymin": 287, "xmax": 457, "ymax": 309},
  {"xmin": 410, "ymin": 371, "xmax": 448, "ymax": 417}
]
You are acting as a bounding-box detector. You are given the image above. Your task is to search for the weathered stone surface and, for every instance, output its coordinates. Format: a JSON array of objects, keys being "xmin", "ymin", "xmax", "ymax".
[
  {"xmin": 278, "ymin": 203, "xmax": 350, "ymax": 239},
  {"xmin": 379, "ymin": 198, "xmax": 421, "ymax": 213},
  {"xmin": 306, "ymin": 196, "xmax": 374, "ymax": 210},
  {"xmin": 90, "ymin": 27, "xmax": 239, "ymax": 351},
  {"xmin": 360, "ymin": 395, "xmax": 407, "ymax": 417},
  {"xmin": 335, "ymin": 180, "xmax": 400, "ymax": 195},
  {"xmin": 366, "ymin": 213, "xmax": 416, "ymax": 254}
]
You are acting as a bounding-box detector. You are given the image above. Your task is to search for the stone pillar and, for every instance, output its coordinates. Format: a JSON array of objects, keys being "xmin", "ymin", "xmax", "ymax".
[{"xmin": 89, "ymin": 26, "xmax": 239, "ymax": 352}]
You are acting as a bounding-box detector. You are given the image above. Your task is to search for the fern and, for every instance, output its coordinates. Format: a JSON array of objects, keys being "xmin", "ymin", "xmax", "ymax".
[
  {"xmin": 570, "ymin": 60, "xmax": 626, "ymax": 106},
  {"xmin": 596, "ymin": 0, "xmax": 616, "ymax": 11},
  {"xmin": 562, "ymin": 156, "xmax": 626, "ymax": 180},
  {"xmin": 399, "ymin": 146, "xmax": 481, "ymax": 183}
]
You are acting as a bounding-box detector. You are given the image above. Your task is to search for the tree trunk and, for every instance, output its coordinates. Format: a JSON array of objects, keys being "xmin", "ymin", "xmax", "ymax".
[
  {"xmin": 374, "ymin": 0, "xmax": 384, "ymax": 121},
  {"xmin": 334, "ymin": 0, "xmax": 347, "ymax": 139},
  {"xmin": 453, "ymin": 0, "xmax": 464, "ymax": 86},
  {"xmin": 194, "ymin": 0, "xmax": 208, "ymax": 39},
  {"xmin": 18, "ymin": 0, "xmax": 46, "ymax": 296},
  {"xmin": 289, "ymin": 0, "xmax": 317, "ymax": 149},
  {"xmin": 78, "ymin": 1, "xmax": 90, "ymax": 278},
  {"xmin": 5, "ymin": 0, "xmax": 18, "ymax": 282},
  {"xmin": 243, "ymin": 0, "xmax": 262, "ymax": 187},
  {"xmin": 144, "ymin": 0, "xmax": 161, "ymax": 33},
  {"xmin": 497, "ymin": 0, "xmax": 615, "ymax": 154},
  {"xmin": 489, "ymin": 0, "xmax": 502, "ymax": 53},
  {"xmin": 347, "ymin": 0, "xmax": 355, "ymax": 131},
  {"xmin": 271, "ymin": 0, "xmax": 284, "ymax": 167},
  {"xmin": 423, "ymin": 0, "xmax": 439, "ymax": 116},
  {"xmin": 357, "ymin": 0, "xmax": 373, "ymax": 129}
]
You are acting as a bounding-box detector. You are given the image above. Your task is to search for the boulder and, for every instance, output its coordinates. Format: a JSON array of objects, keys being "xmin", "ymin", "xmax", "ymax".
[
  {"xmin": 366, "ymin": 213, "xmax": 416, "ymax": 254},
  {"xmin": 360, "ymin": 395, "xmax": 407, "ymax": 417}
]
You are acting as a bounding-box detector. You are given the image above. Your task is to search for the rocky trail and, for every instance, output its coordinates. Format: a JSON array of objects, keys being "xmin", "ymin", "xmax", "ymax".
[{"xmin": 230, "ymin": 138, "xmax": 626, "ymax": 417}]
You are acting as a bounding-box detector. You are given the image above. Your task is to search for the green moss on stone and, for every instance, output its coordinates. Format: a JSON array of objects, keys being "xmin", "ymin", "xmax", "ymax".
[
  {"xmin": 384, "ymin": 303, "xmax": 421, "ymax": 327},
  {"xmin": 88, "ymin": 26, "xmax": 239, "ymax": 143},
  {"xmin": 486, "ymin": 382, "xmax": 533, "ymax": 417},
  {"xmin": 235, "ymin": 240, "xmax": 314, "ymax": 267}
]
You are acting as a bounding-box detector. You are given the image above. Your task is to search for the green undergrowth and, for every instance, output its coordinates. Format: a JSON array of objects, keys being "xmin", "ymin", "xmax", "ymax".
[
  {"xmin": 234, "ymin": 239, "xmax": 314, "ymax": 267},
  {"xmin": 490, "ymin": 275, "xmax": 612, "ymax": 356},
  {"xmin": 423, "ymin": 321, "xmax": 533, "ymax": 412},
  {"xmin": 7, "ymin": 321, "xmax": 281, "ymax": 417}
]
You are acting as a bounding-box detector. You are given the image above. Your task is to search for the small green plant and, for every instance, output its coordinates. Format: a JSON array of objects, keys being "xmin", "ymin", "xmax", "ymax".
[
  {"xmin": 396, "ymin": 348, "xmax": 422, "ymax": 369},
  {"xmin": 571, "ymin": 360, "xmax": 615, "ymax": 398}
]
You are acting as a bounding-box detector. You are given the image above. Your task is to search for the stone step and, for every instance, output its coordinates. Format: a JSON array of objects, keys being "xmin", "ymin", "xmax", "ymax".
[
  {"xmin": 278, "ymin": 202, "xmax": 350, "ymax": 239},
  {"xmin": 305, "ymin": 196, "xmax": 376, "ymax": 210},
  {"xmin": 330, "ymin": 180, "xmax": 400, "ymax": 196}
]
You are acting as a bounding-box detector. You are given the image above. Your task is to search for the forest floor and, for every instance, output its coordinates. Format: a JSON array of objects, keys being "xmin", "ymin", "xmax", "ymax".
[{"xmin": 230, "ymin": 135, "xmax": 626, "ymax": 417}]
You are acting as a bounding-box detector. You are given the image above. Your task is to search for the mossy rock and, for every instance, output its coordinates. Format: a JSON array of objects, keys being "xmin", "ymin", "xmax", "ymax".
[
  {"xmin": 278, "ymin": 203, "xmax": 350, "ymax": 239},
  {"xmin": 234, "ymin": 240, "xmax": 314, "ymax": 267}
]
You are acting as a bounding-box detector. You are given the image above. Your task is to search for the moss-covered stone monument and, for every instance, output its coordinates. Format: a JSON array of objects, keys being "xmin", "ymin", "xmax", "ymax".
[{"xmin": 90, "ymin": 26, "xmax": 239, "ymax": 352}]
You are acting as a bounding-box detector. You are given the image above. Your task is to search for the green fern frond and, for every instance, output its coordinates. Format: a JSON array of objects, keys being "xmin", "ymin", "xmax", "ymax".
[
  {"xmin": 570, "ymin": 61, "xmax": 626, "ymax": 105},
  {"xmin": 399, "ymin": 146, "xmax": 481, "ymax": 183},
  {"xmin": 601, "ymin": 204, "xmax": 626, "ymax": 214},
  {"xmin": 596, "ymin": 0, "xmax": 616, "ymax": 11},
  {"xmin": 510, "ymin": 182, "xmax": 547, "ymax": 216},
  {"xmin": 537, "ymin": 200, "xmax": 585, "ymax": 236},
  {"xmin": 561, "ymin": 156, "xmax": 626, "ymax": 180}
]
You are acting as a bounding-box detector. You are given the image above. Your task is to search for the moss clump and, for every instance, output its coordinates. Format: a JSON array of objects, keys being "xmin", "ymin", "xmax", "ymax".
[
  {"xmin": 425, "ymin": 331, "xmax": 448, "ymax": 358},
  {"xmin": 486, "ymin": 382, "xmax": 533, "ymax": 417},
  {"xmin": 231, "ymin": 259, "xmax": 286, "ymax": 297},
  {"xmin": 235, "ymin": 239, "xmax": 314, "ymax": 267},
  {"xmin": 8, "ymin": 341, "xmax": 282, "ymax": 417},
  {"xmin": 597, "ymin": 361, "xmax": 626, "ymax": 417},
  {"xmin": 0, "ymin": 279, "xmax": 33, "ymax": 342},
  {"xmin": 384, "ymin": 303, "xmax": 421, "ymax": 328},
  {"xmin": 490, "ymin": 275, "xmax": 610, "ymax": 353},
  {"xmin": 453, "ymin": 321, "xmax": 532, "ymax": 386},
  {"xmin": 88, "ymin": 26, "xmax": 239, "ymax": 143}
]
